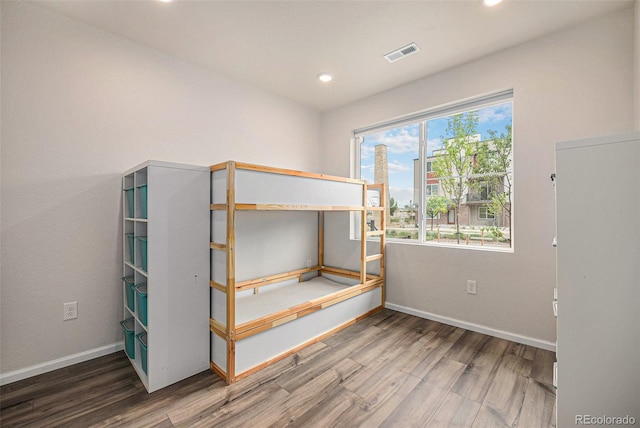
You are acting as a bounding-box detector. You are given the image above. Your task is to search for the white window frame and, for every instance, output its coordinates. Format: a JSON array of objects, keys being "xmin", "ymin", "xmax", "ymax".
[{"xmin": 352, "ymin": 89, "xmax": 513, "ymax": 251}]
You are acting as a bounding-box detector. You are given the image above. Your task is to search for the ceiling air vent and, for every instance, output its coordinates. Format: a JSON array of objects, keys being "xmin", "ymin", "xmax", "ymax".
[{"xmin": 384, "ymin": 43, "xmax": 420, "ymax": 63}]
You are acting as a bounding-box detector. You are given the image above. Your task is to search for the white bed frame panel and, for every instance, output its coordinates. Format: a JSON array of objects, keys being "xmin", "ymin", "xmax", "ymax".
[
  {"xmin": 210, "ymin": 333, "xmax": 227, "ymax": 374},
  {"xmin": 210, "ymin": 288, "xmax": 227, "ymax": 328},
  {"xmin": 235, "ymin": 287, "xmax": 382, "ymax": 374},
  {"xmin": 234, "ymin": 211, "xmax": 318, "ymax": 281},
  {"xmin": 235, "ymin": 169, "xmax": 364, "ymax": 207}
]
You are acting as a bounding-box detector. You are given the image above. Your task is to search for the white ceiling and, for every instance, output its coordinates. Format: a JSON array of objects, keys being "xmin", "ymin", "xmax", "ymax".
[{"xmin": 31, "ymin": 0, "xmax": 634, "ymax": 112}]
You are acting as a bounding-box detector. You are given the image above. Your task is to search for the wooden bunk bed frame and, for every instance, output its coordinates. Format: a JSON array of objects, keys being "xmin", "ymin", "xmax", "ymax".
[{"xmin": 209, "ymin": 161, "xmax": 386, "ymax": 384}]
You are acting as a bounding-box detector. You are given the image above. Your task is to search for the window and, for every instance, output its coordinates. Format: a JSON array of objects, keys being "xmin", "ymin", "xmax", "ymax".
[
  {"xmin": 426, "ymin": 184, "xmax": 439, "ymax": 196},
  {"xmin": 468, "ymin": 181, "xmax": 497, "ymax": 202},
  {"xmin": 478, "ymin": 206, "xmax": 495, "ymax": 220},
  {"xmin": 426, "ymin": 161, "xmax": 433, "ymax": 172},
  {"xmin": 355, "ymin": 90, "xmax": 513, "ymax": 249}
]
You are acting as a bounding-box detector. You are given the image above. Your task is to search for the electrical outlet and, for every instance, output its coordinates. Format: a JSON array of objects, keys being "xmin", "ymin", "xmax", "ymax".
[
  {"xmin": 466, "ymin": 280, "xmax": 477, "ymax": 295},
  {"xmin": 307, "ymin": 259, "xmax": 312, "ymax": 268},
  {"xmin": 64, "ymin": 301, "xmax": 78, "ymax": 320}
]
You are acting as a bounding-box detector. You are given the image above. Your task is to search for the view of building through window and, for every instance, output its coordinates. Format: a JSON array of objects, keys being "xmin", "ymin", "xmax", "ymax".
[{"xmin": 358, "ymin": 100, "xmax": 513, "ymax": 249}]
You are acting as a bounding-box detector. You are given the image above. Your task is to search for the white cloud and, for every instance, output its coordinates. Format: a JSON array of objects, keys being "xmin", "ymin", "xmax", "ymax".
[
  {"xmin": 388, "ymin": 160, "xmax": 411, "ymax": 172},
  {"xmin": 426, "ymin": 137, "xmax": 443, "ymax": 155},
  {"xmin": 368, "ymin": 128, "xmax": 418, "ymax": 155},
  {"xmin": 360, "ymin": 144, "xmax": 375, "ymax": 160},
  {"xmin": 478, "ymin": 104, "xmax": 512, "ymax": 124},
  {"xmin": 359, "ymin": 163, "xmax": 374, "ymax": 182}
]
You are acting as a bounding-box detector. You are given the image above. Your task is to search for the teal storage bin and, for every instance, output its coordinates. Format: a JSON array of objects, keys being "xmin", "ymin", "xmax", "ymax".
[
  {"xmin": 122, "ymin": 276, "xmax": 135, "ymax": 311},
  {"xmin": 126, "ymin": 233, "xmax": 135, "ymax": 264},
  {"xmin": 137, "ymin": 184, "xmax": 148, "ymax": 219},
  {"xmin": 135, "ymin": 284, "xmax": 148, "ymax": 326},
  {"xmin": 137, "ymin": 332, "xmax": 148, "ymax": 375},
  {"xmin": 120, "ymin": 318, "xmax": 135, "ymax": 359},
  {"xmin": 124, "ymin": 188, "xmax": 134, "ymax": 218},
  {"xmin": 138, "ymin": 236, "xmax": 147, "ymax": 271}
]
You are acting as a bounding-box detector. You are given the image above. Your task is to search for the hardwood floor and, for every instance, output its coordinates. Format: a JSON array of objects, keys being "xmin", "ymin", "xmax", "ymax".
[{"xmin": 0, "ymin": 310, "xmax": 556, "ymax": 427}]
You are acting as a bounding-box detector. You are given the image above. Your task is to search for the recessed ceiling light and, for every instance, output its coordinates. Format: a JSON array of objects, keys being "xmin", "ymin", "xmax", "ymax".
[
  {"xmin": 483, "ymin": 0, "xmax": 503, "ymax": 6},
  {"xmin": 317, "ymin": 73, "xmax": 333, "ymax": 83},
  {"xmin": 158, "ymin": 0, "xmax": 174, "ymax": 3}
]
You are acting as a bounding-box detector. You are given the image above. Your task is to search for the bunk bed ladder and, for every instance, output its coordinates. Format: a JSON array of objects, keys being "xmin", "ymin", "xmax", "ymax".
[
  {"xmin": 361, "ymin": 183, "xmax": 386, "ymax": 306},
  {"xmin": 225, "ymin": 161, "xmax": 237, "ymax": 383}
]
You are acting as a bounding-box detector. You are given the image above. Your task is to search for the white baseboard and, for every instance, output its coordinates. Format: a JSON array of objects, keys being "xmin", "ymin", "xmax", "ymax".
[
  {"xmin": 385, "ymin": 302, "xmax": 556, "ymax": 352},
  {"xmin": 0, "ymin": 342, "xmax": 124, "ymax": 386}
]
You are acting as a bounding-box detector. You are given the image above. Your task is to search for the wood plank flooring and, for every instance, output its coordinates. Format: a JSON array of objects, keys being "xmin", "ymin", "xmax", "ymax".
[{"xmin": 0, "ymin": 309, "xmax": 556, "ymax": 427}]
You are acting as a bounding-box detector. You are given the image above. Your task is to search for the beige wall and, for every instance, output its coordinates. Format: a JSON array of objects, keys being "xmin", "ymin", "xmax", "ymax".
[
  {"xmin": 0, "ymin": 2, "xmax": 320, "ymax": 375},
  {"xmin": 635, "ymin": 0, "xmax": 640, "ymax": 129},
  {"xmin": 320, "ymin": 8, "xmax": 635, "ymax": 346}
]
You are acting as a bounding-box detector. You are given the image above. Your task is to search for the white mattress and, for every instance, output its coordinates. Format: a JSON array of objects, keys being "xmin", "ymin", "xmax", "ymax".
[{"xmin": 235, "ymin": 275, "xmax": 351, "ymax": 325}]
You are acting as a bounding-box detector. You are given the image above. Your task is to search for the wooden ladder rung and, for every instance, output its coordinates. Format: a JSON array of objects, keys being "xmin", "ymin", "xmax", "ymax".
[
  {"xmin": 210, "ymin": 280, "xmax": 227, "ymax": 293},
  {"xmin": 367, "ymin": 230, "xmax": 384, "ymax": 237},
  {"xmin": 365, "ymin": 254, "xmax": 383, "ymax": 262},
  {"xmin": 210, "ymin": 242, "xmax": 227, "ymax": 250}
]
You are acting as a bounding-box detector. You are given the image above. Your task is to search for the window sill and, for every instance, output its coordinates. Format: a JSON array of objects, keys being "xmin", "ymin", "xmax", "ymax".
[
  {"xmin": 355, "ymin": 236, "xmax": 514, "ymax": 253},
  {"xmin": 391, "ymin": 238, "xmax": 514, "ymax": 253}
]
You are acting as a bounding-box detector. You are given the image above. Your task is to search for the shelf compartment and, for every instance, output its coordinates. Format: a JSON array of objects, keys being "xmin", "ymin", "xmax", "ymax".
[
  {"xmin": 137, "ymin": 332, "xmax": 148, "ymax": 375},
  {"xmin": 123, "ymin": 173, "xmax": 135, "ymax": 218},
  {"xmin": 137, "ymin": 184, "xmax": 148, "ymax": 219},
  {"xmin": 124, "ymin": 188, "xmax": 135, "ymax": 218},
  {"xmin": 135, "ymin": 283, "xmax": 148, "ymax": 327},
  {"xmin": 125, "ymin": 233, "xmax": 135, "ymax": 265},
  {"xmin": 137, "ymin": 236, "xmax": 148, "ymax": 272},
  {"xmin": 132, "ymin": 319, "xmax": 149, "ymax": 386},
  {"xmin": 120, "ymin": 318, "xmax": 136, "ymax": 359},
  {"xmin": 123, "ymin": 276, "xmax": 135, "ymax": 312},
  {"xmin": 134, "ymin": 168, "xmax": 148, "ymax": 219},
  {"xmin": 134, "ymin": 221, "xmax": 148, "ymax": 272}
]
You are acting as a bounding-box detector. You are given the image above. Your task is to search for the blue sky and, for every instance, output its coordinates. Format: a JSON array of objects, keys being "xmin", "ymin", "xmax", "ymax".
[{"xmin": 360, "ymin": 101, "xmax": 513, "ymax": 207}]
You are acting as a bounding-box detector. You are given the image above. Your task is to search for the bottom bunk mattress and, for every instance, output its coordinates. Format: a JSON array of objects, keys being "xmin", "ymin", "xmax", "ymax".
[
  {"xmin": 211, "ymin": 278, "xmax": 382, "ymax": 380},
  {"xmin": 235, "ymin": 274, "xmax": 357, "ymax": 325}
]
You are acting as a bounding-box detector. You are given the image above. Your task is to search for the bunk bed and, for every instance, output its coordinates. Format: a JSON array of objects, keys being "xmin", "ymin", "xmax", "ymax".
[{"xmin": 209, "ymin": 161, "xmax": 386, "ymax": 384}]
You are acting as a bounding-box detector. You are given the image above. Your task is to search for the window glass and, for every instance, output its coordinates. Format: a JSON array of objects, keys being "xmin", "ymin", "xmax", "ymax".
[
  {"xmin": 359, "ymin": 124, "xmax": 419, "ymax": 240},
  {"xmin": 356, "ymin": 94, "xmax": 513, "ymax": 250},
  {"xmin": 478, "ymin": 206, "xmax": 495, "ymax": 219}
]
